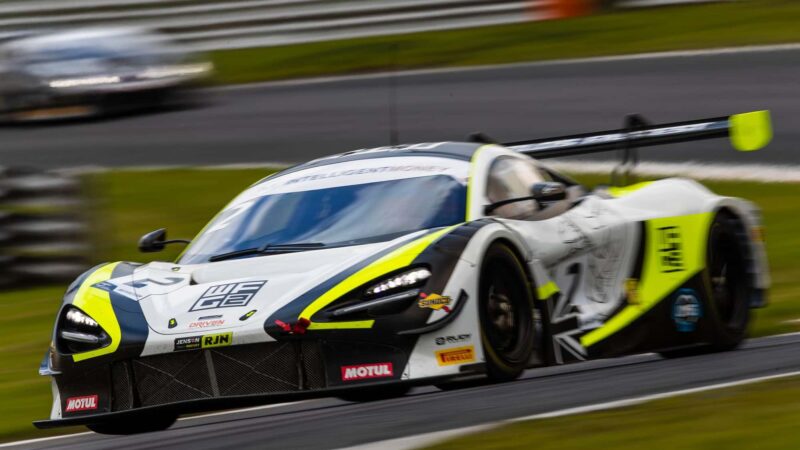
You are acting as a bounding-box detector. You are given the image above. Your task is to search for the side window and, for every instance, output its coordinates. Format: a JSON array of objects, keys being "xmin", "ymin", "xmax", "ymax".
[{"xmin": 486, "ymin": 157, "xmax": 546, "ymax": 219}]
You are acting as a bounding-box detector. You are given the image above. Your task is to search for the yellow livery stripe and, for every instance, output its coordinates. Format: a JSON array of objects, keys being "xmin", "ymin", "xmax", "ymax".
[
  {"xmin": 465, "ymin": 145, "xmax": 491, "ymax": 221},
  {"xmin": 71, "ymin": 262, "xmax": 122, "ymax": 362},
  {"xmin": 606, "ymin": 182, "xmax": 653, "ymax": 198},
  {"xmin": 536, "ymin": 281, "xmax": 560, "ymax": 301},
  {"xmin": 301, "ymin": 226, "xmax": 459, "ymax": 330}
]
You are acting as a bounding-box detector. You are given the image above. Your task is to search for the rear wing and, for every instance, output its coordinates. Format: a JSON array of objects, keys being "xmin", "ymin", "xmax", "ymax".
[{"xmin": 506, "ymin": 111, "xmax": 772, "ymax": 159}]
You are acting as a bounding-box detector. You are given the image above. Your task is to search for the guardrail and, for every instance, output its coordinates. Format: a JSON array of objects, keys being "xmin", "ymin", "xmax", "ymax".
[
  {"xmin": 0, "ymin": 0, "xmax": 723, "ymax": 51},
  {"xmin": 0, "ymin": 168, "xmax": 89, "ymax": 288}
]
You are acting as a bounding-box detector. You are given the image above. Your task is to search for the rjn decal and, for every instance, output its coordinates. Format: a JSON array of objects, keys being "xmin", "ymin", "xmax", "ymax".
[
  {"xmin": 657, "ymin": 226, "xmax": 684, "ymax": 273},
  {"xmin": 189, "ymin": 281, "xmax": 266, "ymax": 311},
  {"xmin": 174, "ymin": 332, "xmax": 233, "ymax": 351}
]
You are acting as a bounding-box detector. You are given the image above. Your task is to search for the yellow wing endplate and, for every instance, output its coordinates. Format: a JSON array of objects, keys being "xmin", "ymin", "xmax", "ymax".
[{"xmin": 730, "ymin": 110, "xmax": 772, "ymax": 152}]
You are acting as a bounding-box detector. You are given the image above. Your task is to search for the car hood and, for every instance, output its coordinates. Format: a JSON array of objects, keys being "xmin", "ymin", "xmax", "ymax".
[{"xmin": 111, "ymin": 232, "xmax": 428, "ymax": 336}]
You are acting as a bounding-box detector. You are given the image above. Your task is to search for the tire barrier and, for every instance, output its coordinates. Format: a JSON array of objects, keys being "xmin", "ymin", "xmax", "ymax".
[{"xmin": 0, "ymin": 167, "xmax": 90, "ymax": 289}]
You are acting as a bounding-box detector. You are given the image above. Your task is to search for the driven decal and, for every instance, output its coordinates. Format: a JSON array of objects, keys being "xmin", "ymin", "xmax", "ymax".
[
  {"xmin": 657, "ymin": 226, "xmax": 684, "ymax": 273},
  {"xmin": 418, "ymin": 293, "xmax": 452, "ymax": 311},
  {"xmin": 189, "ymin": 281, "xmax": 267, "ymax": 311},
  {"xmin": 435, "ymin": 346, "xmax": 475, "ymax": 366},
  {"xmin": 341, "ymin": 363, "xmax": 394, "ymax": 381},
  {"xmin": 188, "ymin": 319, "xmax": 225, "ymax": 329},
  {"xmin": 65, "ymin": 395, "xmax": 98, "ymax": 412}
]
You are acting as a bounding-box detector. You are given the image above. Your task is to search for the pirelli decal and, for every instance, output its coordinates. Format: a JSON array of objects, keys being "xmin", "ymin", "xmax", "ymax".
[{"xmin": 435, "ymin": 345, "xmax": 476, "ymax": 366}]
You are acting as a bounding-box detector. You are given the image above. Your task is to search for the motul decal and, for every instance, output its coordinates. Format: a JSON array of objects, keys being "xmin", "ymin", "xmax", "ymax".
[
  {"xmin": 341, "ymin": 363, "xmax": 394, "ymax": 381},
  {"xmin": 65, "ymin": 395, "xmax": 98, "ymax": 412}
]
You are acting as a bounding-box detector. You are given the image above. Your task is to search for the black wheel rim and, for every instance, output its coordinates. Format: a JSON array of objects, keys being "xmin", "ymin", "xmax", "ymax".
[
  {"xmin": 708, "ymin": 223, "xmax": 748, "ymax": 331},
  {"xmin": 482, "ymin": 264, "xmax": 529, "ymax": 363}
]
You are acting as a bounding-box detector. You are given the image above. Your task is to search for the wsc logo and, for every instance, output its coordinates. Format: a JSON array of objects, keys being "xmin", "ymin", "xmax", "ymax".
[{"xmin": 189, "ymin": 281, "xmax": 266, "ymax": 311}]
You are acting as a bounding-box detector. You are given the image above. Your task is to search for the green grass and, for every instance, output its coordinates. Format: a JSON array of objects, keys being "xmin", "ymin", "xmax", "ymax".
[
  {"xmin": 0, "ymin": 168, "xmax": 798, "ymax": 443},
  {"xmin": 209, "ymin": 0, "xmax": 800, "ymax": 84},
  {"xmin": 426, "ymin": 375, "xmax": 800, "ymax": 450}
]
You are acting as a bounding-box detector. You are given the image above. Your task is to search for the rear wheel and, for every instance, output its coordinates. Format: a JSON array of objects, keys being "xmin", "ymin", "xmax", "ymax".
[
  {"xmin": 659, "ymin": 211, "xmax": 752, "ymax": 358},
  {"xmin": 478, "ymin": 243, "xmax": 536, "ymax": 382},
  {"xmin": 87, "ymin": 413, "xmax": 177, "ymax": 435}
]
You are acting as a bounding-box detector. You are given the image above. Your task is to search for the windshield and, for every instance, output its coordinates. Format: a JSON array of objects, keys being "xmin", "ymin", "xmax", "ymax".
[{"xmin": 179, "ymin": 175, "xmax": 466, "ymax": 264}]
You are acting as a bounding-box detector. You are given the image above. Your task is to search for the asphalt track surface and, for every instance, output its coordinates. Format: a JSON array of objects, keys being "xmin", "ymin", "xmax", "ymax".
[
  {"xmin": 9, "ymin": 333, "xmax": 800, "ymax": 450},
  {"xmin": 2, "ymin": 47, "xmax": 800, "ymax": 169}
]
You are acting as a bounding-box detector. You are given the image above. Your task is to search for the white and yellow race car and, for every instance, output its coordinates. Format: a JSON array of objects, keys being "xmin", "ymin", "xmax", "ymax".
[{"xmin": 36, "ymin": 111, "xmax": 771, "ymax": 434}]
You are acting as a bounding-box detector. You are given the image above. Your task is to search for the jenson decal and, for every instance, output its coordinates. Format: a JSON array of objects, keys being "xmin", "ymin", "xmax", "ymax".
[
  {"xmin": 65, "ymin": 395, "xmax": 98, "ymax": 412},
  {"xmin": 341, "ymin": 363, "xmax": 394, "ymax": 381}
]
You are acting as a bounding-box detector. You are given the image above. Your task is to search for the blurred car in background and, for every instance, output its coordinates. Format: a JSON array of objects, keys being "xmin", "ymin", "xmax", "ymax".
[{"xmin": 0, "ymin": 27, "xmax": 212, "ymax": 122}]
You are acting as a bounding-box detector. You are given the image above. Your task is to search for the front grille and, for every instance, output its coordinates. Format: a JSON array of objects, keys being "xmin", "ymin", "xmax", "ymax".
[
  {"xmin": 111, "ymin": 361, "xmax": 133, "ymax": 411},
  {"xmin": 212, "ymin": 342, "xmax": 300, "ymax": 396},
  {"xmin": 112, "ymin": 341, "xmax": 325, "ymax": 410}
]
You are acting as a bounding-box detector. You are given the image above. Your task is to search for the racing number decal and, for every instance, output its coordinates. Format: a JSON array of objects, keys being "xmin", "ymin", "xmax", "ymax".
[{"xmin": 548, "ymin": 262, "xmax": 586, "ymax": 363}]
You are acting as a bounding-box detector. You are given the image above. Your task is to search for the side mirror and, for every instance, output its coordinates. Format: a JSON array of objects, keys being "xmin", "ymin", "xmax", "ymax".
[
  {"xmin": 531, "ymin": 182, "xmax": 567, "ymax": 203},
  {"xmin": 138, "ymin": 228, "xmax": 190, "ymax": 253}
]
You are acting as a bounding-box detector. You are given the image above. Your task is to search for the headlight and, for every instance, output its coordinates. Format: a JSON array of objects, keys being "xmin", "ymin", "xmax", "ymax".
[
  {"xmin": 365, "ymin": 268, "xmax": 431, "ymax": 297},
  {"xmin": 48, "ymin": 76, "xmax": 121, "ymax": 89},
  {"xmin": 65, "ymin": 308, "xmax": 99, "ymax": 328},
  {"xmin": 56, "ymin": 306, "xmax": 109, "ymax": 354}
]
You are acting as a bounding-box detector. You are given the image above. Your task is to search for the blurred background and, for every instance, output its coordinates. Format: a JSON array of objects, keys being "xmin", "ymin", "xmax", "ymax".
[{"xmin": 1, "ymin": 0, "xmax": 800, "ymax": 447}]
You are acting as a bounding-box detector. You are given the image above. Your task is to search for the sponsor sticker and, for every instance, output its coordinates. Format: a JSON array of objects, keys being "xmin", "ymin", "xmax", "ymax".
[
  {"xmin": 672, "ymin": 289, "xmax": 703, "ymax": 332},
  {"xmin": 657, "ymin": 226, "xmax": 684, "ymax": 273},
  {"xmin": 341, "ymin": 363, "xmax": 394, "ymax": 381},
  {"xmin": 65, "ymin": 395, "xmax": 98, "ymax": 413},
  {"xmin": 189, "ymin": 281, "xmax": 267, "ymax": 311},
  {"xmin": 418, "ymin": 293, "xmax": 452, "ymax": 311},
  {"xmin": 625, "ymin": 278, "xmax": 640, "ymax": 305},
  {"xmin": 435, "ymin": 346, "xmax": 475, "ymax": 366},
  {"xmin": 174, "ymin": 332, "xmax": 233, "ymax": 351},
  {"xmin": 188, "ymin": 319, "xmax": 225, "ymax": 329},
  {"xmin": 435, "ymin": 334, "xmax": 471, "ymax": 346}
]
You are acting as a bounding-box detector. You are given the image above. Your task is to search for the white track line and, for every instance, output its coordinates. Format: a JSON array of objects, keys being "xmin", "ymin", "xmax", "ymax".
[
  {"xmin": 0, "ymin": 432, "xmax": 95, "ymax": 449},
  {"xmin": 342, "ymin": 370, "xmax": 800, "ymax": 450},
  {"xmin": 0, "ymin": 402, "xmax": 301, "ymax": 449},
  {"xmin": 218, "ymin": 42, "xmax": 800, "ymax": 91},
  {"xmin": 177, "ymin": 401, "xmax": 302, "ymax": 421},
  {"xmin": 4, "ymin": 335, "xmax": 799, "ymax": 448}
]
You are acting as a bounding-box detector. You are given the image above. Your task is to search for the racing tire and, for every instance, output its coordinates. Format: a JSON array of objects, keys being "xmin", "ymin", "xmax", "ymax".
[
  {"xmin": 336, "ymin": 385, "xmax": 411, "ymax": 402},
  {"xmin": 659, "ymin": 211, "xmax": 752, "ymax": 359},
  {"xmin": 86, "ymin": 413, "xmax": 177, "ymax": 435},
  {"xmin": 478, "ymin": 243, "xmax": 536, "ymax": 382}
]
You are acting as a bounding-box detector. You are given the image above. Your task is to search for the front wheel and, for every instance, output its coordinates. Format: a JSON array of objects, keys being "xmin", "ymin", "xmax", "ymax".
[
  {"xmin": 478, "ymin": 243, "xmax": 536, "ymax": 382},
  {"xmin": 87, "ymin": 413, "xmax": 177, "ymax": 435}
]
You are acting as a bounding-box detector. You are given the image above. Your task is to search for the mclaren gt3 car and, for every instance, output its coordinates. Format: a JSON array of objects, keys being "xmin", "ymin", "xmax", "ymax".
[{"xmin": 35, "ymin": 111, "xmax": 772, "ymax": 434}]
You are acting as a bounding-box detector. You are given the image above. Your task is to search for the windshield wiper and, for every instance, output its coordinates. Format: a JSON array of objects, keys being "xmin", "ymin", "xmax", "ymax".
[{"xmin": 208, "ymin": 242, "xmax": 326, "ymax": 262}]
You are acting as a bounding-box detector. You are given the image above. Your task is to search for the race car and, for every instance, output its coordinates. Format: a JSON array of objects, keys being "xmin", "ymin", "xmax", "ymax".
[
  {"xmin": 35, "ymin": 111, "xmax": 772, "ymax": 434},
  {"xmin": 0, "ymin": 27, "xmax": 211, "ymax": 122}
]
